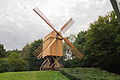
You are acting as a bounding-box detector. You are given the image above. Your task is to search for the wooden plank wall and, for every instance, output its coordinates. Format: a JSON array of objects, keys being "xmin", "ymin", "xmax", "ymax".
[{"xmin": 42, "ymin": 31, "xmax": 63, "ymax": 57}]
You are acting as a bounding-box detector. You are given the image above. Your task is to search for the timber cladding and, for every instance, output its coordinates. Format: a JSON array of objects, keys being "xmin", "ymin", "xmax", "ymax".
[{"xmin": 42, "ymin": 31, "xmax": 63, "ymax": 57}]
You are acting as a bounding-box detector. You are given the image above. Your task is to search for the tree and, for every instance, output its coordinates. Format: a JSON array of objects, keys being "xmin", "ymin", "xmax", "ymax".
[
  {"xmin": 0, "ymin": 44, "xmax": 6, "ymax": 58},
  {"xmin": 6, "ymin": 49, "xmax": 22, "ymax": 57},
  {"xmin": 83, "ymin": 11, "xmax": 120, "ymax": 74},
  {"xmin": 22, "ymin": 39, "xmax": 44, "ymax": 70},
  {"xmin": 63, "ymin": 34, "xmax": 85, "ymax": 67},
  {"xmin": 0, "ymin": 58, "xmax": 9, "ymax": 73},
  {"xmin": 63, "ymin": 34, "xmax": 76, "ymax": 61},
  {"xmin": 74, "ymin": 31, "xmax": 87, "ymax": 53},
  {"xmin": 6, "ymin": 52, "xmax": 28, "ymax": 72}
]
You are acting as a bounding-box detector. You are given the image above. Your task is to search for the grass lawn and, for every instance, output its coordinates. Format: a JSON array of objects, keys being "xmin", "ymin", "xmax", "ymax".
[{"xmin": 0, "ymin": 71, "xmax": 69, "ymax": 80}]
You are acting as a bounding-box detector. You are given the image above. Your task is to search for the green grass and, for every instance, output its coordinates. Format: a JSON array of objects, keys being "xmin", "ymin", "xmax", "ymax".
[
  {"xmin": 1, "ymin": 68, "xmax": 120, "ymax": 80},
  {"xmin": 60, "ymin": 67, "xmax": 120, "ymax": 80},
  {"xmin": 0, "ymin": 71, "xmax": 69, "ymax": 80}
]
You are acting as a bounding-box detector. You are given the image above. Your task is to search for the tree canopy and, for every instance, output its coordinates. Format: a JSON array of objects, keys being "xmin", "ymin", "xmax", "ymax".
[
  {"xmin": 22, "ymin": 39, "xmax": 43, "ymax": 70},
  {"xmin": 63, "ymin": 11, "xmax": 120, "ymax": 74}
]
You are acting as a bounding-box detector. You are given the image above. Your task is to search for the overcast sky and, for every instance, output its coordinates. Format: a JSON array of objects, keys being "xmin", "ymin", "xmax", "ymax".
[{"xmin": 0, "ymin": 0, "xmax": 113, "ymax": 50}]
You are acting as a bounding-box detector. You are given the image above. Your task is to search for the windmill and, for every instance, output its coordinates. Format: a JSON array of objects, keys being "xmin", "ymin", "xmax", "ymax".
[{"xmin": 33, "ymin": 7, "xmax": 84, "ymax": 70}]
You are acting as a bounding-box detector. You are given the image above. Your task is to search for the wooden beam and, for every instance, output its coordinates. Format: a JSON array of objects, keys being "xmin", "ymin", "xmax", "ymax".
[{"xmin": 110, "ymin": 0, "xmax": 120, "ymax": 22}]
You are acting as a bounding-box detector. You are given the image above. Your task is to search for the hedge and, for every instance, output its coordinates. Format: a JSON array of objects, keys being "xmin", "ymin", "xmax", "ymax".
[{"xmin": 59, "ymin": 67, "xmax": 120, "ymax": 80}]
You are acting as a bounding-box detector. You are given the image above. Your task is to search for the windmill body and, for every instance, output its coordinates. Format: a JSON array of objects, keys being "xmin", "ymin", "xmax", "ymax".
[
  {"xmin": 43, "ymin": 31, "xmax": 63, "ymax": 57},
  {"xmin": 32, "ymin": 7, "xmax": 84, "ymax": 70}
]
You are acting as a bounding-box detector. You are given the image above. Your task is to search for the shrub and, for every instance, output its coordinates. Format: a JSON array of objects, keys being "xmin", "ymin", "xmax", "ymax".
[
  {"xmin": 6, "ymin": 52, "xmax": 28, "ymax": 72},
  {"xmin": 0, "ymin": 58, "xmax": 9, "ymax": 73},
  {"xmin": 59, "ymin": 67, "xmax": 120, "ymax": 80}
]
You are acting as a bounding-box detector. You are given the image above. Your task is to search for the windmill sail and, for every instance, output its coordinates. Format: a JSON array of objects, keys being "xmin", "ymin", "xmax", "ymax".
[
  {"xmin": 33, "ymin": 43, "xmax": 43, "ymax": 58},
  {"xmin": 60, "ymin": 18, "xmax": 75, "ymax": 33},
  {"xmin": 33, "ymin": 8, "xmax": 57, "ymax": 32},
  {"xmin": 62, "ymin": 37, "xmax": 83, "ymax": 59}
]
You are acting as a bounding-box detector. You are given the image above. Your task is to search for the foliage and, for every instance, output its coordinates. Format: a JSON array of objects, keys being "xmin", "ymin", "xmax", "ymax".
[
  {"xmin": 0, "ymin": 58, "xmax": 9, "ymax": 73},
  {"xmin": 63, "ymin": 34, "xmax": 76, "ymax": 58},
  {"xmin": 0, "ymin": 39, "xmax": 43, "ymax": 73},
  {"xmin": 62, "ymin": 11, "xmax": 120, "ymax": 74},
  {"xmin": 6, "ymin": 49, "xmax": 22, "ymax": 57},
  {"xmin": 6, "ymin": 52, "xmax": 28, "ymax": 72},
  {"xmin": 22, "ymin": 39, "xmax": 44, "ymax": 70},
  {"xmin": 83, "ymin": 11, "xmax": 120, "ymax": 74},
  {"xmin": 63, "ymin": 58, "xmax": 82, "ymax": 68},
  {"xmin": 0, "ymin": 71, "xmax": 69, "ymax": 80},
  {"xmin": 0, "ymin": 44, "xmax": 6, "ymax": 58},
  {"xmin": 0, "ymin": 49, "xmax": 28, "ymax": 73},
  {"xmin": 60, "ymin": 67, "xmax": 120, "ymax": 80},
  {"xmin": 74, "ymin": 31, "xmax": 87, "ymax": 53},
  {"xmin": 62, "ymin": 31, "xmax": 87, "ymax": 68}
]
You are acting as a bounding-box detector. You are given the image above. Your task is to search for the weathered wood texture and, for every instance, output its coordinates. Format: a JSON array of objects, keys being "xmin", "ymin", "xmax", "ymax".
[{"xmin": 42, "ymin": 31, "xmax": 63, "ymax": 57}]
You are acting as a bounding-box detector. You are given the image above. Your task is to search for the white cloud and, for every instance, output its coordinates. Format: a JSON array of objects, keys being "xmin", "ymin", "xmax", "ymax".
[{"xmin": 0, "ymin": 0, "xmax": 113, "ymax": 50}]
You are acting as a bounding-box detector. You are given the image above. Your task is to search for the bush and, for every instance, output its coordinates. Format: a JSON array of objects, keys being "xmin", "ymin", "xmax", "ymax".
[
  {"xmin": 6, "ymin": 52, "xmax": 28, "ymax": 72},
  {"xmin": 59, "ymin": 67, "xmax": 120, "ymax": 80},
  {"xmin": 63, "ymin": 58, "xmax": 82, "ymax": 68},
  {"xmin": 0, "ymin": 58, "xmax": 9, "ymax": 73},
  {"xmin": 22, "ymin": 39, "xmax": 43, "ymax": 70}
]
